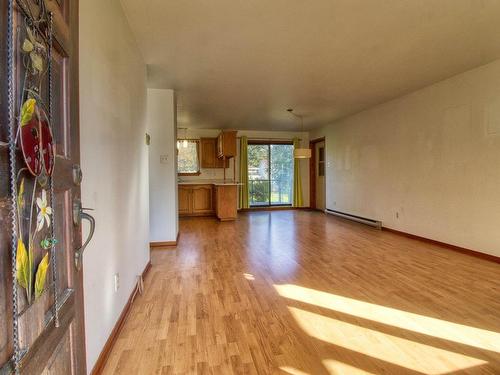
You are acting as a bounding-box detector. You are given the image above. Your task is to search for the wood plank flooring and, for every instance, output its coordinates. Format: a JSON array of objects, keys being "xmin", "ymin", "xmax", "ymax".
[{"xmin": 102, "ymin": 211, "xmax": 500, "ymax": 375}]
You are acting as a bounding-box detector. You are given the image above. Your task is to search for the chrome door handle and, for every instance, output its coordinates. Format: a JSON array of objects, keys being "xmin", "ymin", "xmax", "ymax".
[{"xmin": 73, "ymin": 199, "xmax": 96, "ymax": 271}]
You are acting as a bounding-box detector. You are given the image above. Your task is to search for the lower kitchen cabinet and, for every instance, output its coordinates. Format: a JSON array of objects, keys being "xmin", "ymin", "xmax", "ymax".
[
  {"xmin": 178, "ymin": 186, "xmax": 192, "ymax": 215},
  {"xmin": 192, "ymin": 185, "xmax": 214, "ymax": 214},
  {"xmin": 178, "ymin": 184, "xmax": 214, "ymax": 216},
  {"xmin": 214, "ymin": 185, "xmax": 238, "ymax": 221}
]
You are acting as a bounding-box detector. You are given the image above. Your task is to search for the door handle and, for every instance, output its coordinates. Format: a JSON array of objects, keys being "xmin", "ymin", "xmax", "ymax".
[{"xmin": 73, "ymin": 199, "xmax": 96, "ymax": 271}]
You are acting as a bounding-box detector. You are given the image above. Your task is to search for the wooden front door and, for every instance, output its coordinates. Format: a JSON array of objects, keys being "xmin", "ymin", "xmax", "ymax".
[{"xmin": 0, "ymin": 1, "xmax": 87, "ymax": 374}]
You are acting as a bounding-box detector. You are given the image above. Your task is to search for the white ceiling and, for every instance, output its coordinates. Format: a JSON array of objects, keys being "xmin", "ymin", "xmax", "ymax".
[{"xmin": 120, "ymin": 0, "xmax": 500, "ymax": 131}]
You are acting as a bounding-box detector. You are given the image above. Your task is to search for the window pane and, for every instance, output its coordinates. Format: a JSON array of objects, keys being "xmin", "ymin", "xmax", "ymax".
[
  {"xmin": 248, "ymin": 145, "xmax": 268, "ymax": 180},
  {"xmin": 249, "ymin": 180, "xmax": 270, "ymax": 206},
  {"xmin": 270, "ymin": 144, "xmax": 293, "ymax": 205},
  {"xmin": 319, "ymin": 147, "xmax": 325, "ymax": 162},
  {"xmin": 248, "ymin": 145, "xmax": 269, "ymax": 205},
  {"xmin": 177, "ymin": 140, "xmax": 199, "ymax": 174},
  {"xmin": 318, "ymin": 162, "xmax": 325, "ymax": 177}
]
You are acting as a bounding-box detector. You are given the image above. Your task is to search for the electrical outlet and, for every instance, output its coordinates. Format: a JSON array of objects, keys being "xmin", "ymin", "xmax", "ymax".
[
  {"xmin": 160, "ymin": 155, "xmax": 168, "ymax": 164},
  {"xmin": 396, "ymin": 212, "xmax": 400, "ymax": 219},
  {"xmin": 114, "ymin": 273, "xmax": 120, "ymax": 292}
]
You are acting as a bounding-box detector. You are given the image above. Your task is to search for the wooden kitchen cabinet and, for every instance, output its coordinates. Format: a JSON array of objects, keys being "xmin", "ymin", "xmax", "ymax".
[
  {"xmin": 217, "ymin": 131, "xmax": 237, "ymax": 158},
  {"xmin": 200, "ymin": 138, "xmax": 216, "ymax": 168},
  {"xmin": 215, "ymin": 185, "xmax": 238, "ymax": 221},
  {"xmin": 192, "ymin": 185, "xmax": 214, "ymax": 214},
  {"xmin": 179, "ymin": 183, "xmax": 239, "ymax": 220},
  {"xmin": 200, "ymin": 138, "xmax": 229, "ymax": 168},
  {"xmin": 178, "ymin": 186, "xmax": 192, "ymax": 215},
  {"xmin": 178, "ymin": 184, "xmax": 214, "ymax": 216}
]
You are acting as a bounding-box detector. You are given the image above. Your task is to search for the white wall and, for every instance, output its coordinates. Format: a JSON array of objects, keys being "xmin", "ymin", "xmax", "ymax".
[
  {"xmin": 179, "ymin": 129, "xmax": 310, "ymax": 207},
  {"xmin": 147, "ymin": 89, "xmax": 178, "ymax": 242},
  {"xmin": 313, "ymin": 59, "xmax": 500, "ymax": 257},
  {"xmin": 80, "ymin": 0, "xmax": 149, "ymax": 372}
]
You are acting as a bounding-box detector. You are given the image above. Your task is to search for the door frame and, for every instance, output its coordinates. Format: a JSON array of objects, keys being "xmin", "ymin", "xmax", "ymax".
[
  {"xmin": 68, "ymin": 1, "xmax": 87, "ymax": 372},
  {"xmin": 309, "ymin": 137, "xmax": 325, "ymax": 210}
]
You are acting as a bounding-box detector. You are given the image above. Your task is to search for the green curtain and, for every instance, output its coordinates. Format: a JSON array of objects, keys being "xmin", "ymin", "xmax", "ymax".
[
  {"xmin": 239, "ymin": 136, "xmax": 249, "ymax": 208},
  {"xmin": 293, "ymin": 138, "xmax": 303, "ymax": 207}
]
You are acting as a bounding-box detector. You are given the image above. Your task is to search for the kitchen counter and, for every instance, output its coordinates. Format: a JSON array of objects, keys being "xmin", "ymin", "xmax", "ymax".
[{"xmin": 178, "ymin": 181, "xmax": 240, "ymax": 221}]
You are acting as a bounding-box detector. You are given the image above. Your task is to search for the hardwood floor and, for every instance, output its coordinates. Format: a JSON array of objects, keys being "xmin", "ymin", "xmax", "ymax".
[{"xmin": 102, "ymin": 211, "xmax": 500, "ymax": 375}]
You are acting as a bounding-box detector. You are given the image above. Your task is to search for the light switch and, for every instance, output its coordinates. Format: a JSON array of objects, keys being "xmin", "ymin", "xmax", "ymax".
[{"xmin": 160, "ymin": 155, "xmax": 168, "ymax": 164}]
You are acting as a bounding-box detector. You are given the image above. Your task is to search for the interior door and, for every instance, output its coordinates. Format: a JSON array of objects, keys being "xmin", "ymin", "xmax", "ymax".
[
  {"xmin": 0, "ymin": 1, "xmax": 87, "ymax": 374},
  {"xmin": 315, "ymin": 141, "xmax": 326, "ymax": 211}
]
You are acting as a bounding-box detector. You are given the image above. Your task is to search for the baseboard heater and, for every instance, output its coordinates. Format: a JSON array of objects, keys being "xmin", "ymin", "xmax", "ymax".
[{"xmin": 325, "ymin": 208, "xmax": 382, "ymax": 229}]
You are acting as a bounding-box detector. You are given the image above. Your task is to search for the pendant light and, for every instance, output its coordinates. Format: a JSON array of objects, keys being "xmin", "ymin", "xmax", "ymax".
[
  {"xmin": 294, "ymin": 147, "xmax": 312, "ymax": 159},
  {"xmin": 288, "ymin": 109, "xmax": 311, "ymax": 159}
]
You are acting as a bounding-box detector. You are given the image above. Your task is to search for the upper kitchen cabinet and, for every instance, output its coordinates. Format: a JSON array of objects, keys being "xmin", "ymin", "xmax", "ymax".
[
  {"xmin": 217, "ymin": 131, "xmax": 237, "ymax": 158},
  {"xmin": 200, "ymin": 138, "xmax": 229, "ymax": 168}
]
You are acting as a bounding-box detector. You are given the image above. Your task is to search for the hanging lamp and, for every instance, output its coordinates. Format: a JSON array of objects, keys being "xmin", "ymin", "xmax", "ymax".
[{"xmin": 288, "ymin": 109, "xmax": 311, "ymax": 159}]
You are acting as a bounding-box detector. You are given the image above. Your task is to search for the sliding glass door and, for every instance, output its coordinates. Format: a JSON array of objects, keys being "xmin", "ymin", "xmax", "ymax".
[{"xmin": 248, "ymin": 143, "xmax": 294, "ymax": 206}]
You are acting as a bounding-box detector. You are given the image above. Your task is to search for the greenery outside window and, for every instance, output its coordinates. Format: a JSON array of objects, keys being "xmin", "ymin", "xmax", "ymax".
[{"xmin": 177, "ymin": 139, "xmax": 201, "ymax": 176}]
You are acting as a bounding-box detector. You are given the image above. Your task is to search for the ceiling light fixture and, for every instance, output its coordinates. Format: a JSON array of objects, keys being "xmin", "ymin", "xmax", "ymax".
[{"xmin": 288, "ymin": 109, "xmax": 311, "ymax": 159}]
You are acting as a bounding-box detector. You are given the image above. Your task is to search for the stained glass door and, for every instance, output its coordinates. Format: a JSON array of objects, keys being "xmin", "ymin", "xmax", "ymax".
[{"xmin": 0, "ymin": 1, "xmax": 87, "ymax": 374}]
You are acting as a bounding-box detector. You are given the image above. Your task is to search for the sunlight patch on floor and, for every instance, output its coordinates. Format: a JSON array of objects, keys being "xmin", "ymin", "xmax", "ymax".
[
  {"xmin": 275, "ymin": 284, "xmax": 500, "ymax": 353},
  {"xmin": 288, "ymin": 307, "xmax": 486, "ymax": 375},
  {"xmin": 279, "ymin": 366, "xmax": 310, "ymax": 375},
  {"xmin": 322, "ymin": 359, "xmax": 375, "ymax": 375}
]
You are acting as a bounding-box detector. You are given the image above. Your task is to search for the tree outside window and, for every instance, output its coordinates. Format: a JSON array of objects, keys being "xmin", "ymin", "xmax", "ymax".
[{"xmin": 177, "ymin": 140, "xmax": 200, "ymax": 175}]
